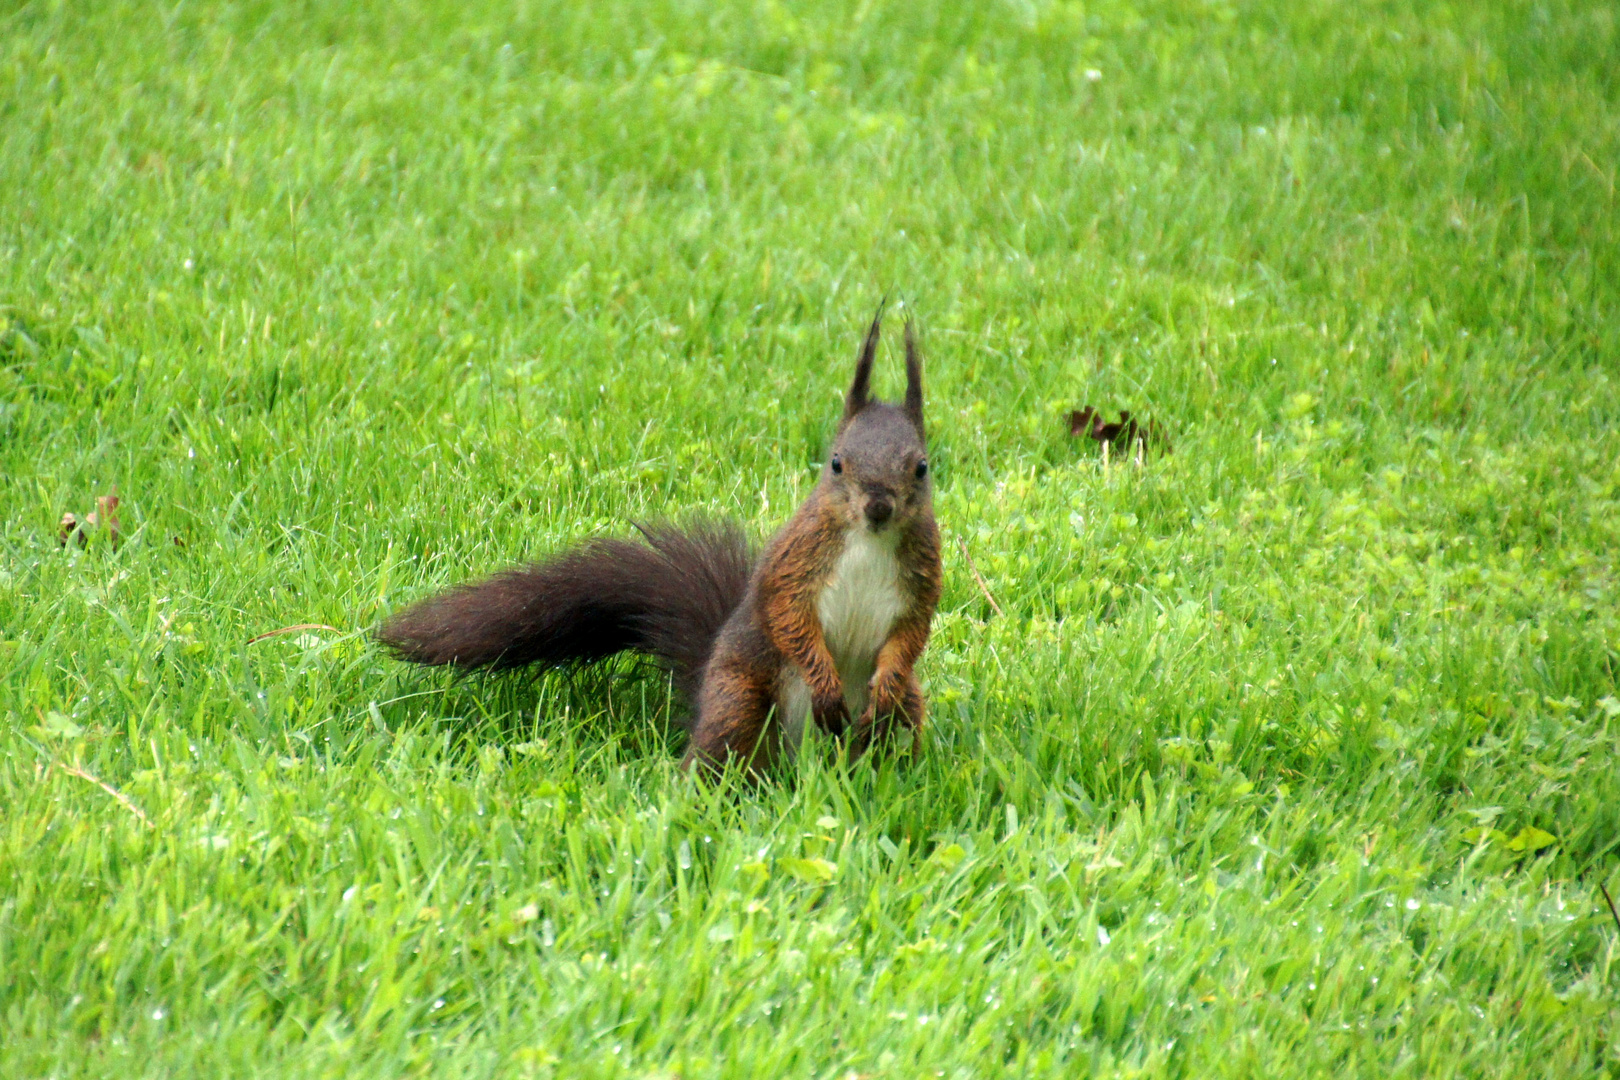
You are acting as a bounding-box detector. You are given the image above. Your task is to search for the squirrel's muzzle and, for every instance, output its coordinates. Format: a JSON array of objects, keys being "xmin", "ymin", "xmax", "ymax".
[{"xmin": 863, "ymin": 496, "xmax": 894, "ymax": 528}]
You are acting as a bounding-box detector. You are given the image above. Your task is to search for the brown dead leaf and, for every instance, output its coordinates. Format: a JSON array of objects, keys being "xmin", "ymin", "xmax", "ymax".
[
  {"xmin": 1067, "ymin": 407, "xmax": 1169, "ymax": 457},
  {"xmin": 57, "ymin": 489, "xmax": 122, "ymax": 549}
]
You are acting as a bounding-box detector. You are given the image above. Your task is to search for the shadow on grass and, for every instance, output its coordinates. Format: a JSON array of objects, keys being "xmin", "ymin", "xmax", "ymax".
[{"xmin": 376, "ymin": 656, "xmax": 693, "ymax": 764}]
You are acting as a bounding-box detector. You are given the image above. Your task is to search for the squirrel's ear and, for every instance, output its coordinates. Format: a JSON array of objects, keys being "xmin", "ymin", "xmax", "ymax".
[
  {"xmin": 903, "ymin": 318, "xmax": 925, "ymax": 437},
  {"xmin": 843, "ymin": 302, "xmax": 883, "ymax": 422}
]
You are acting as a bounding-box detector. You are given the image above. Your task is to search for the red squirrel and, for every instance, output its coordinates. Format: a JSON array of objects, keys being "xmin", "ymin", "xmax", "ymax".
[{"xmin": 379, "ymin": 309, "xmax": 942, "ymax": 776}]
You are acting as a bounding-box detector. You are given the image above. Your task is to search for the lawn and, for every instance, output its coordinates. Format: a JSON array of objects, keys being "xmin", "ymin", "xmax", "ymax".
[{"xmin": 2, "ymin": 0, "xmax": 1618, "ymax": 1075}]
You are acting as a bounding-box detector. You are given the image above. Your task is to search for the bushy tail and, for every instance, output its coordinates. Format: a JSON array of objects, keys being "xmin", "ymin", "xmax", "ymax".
[{"xmin": 378, "ymin": 520, "xmax": 753, "ymax": 700}]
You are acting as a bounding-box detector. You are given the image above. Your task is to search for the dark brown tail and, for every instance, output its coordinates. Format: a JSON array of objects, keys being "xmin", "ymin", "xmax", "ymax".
[{"xmin": 377, "ymin": 520, "xmax": 753, "ymax": 702}]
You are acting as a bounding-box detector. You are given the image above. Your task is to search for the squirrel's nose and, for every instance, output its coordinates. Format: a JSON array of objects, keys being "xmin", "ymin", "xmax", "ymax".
[{"xmin": 864, "ymin": 498, "xmax": 893, "ymax": 527}]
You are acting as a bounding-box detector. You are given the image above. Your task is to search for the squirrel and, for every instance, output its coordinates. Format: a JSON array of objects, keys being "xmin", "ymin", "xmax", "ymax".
[{"xmin": 378, "ymin": 308, "xmax": 942, "ymax": 776}]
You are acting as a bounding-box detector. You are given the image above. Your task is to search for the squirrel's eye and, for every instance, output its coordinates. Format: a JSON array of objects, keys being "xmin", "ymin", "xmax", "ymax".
[
  {"xmin": 830, "ymin": 454, "xmax": 843, "ymax": 475},
  {"xmin": 915, "ymin": 458, "xmax": 928, "ymax": 480}
]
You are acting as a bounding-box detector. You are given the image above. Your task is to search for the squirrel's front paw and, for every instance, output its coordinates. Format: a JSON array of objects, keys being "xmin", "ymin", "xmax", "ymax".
[
  {"xmin": 848, "ymin": 705, "xmax": 919, "ymax": 761},
  {"xmin": 811, "ymin": 693, "xmax": 849, "ymax": 737},
  {"xmin": 866, "ymin": 671, "xmax": 904, "ymax": 717}
]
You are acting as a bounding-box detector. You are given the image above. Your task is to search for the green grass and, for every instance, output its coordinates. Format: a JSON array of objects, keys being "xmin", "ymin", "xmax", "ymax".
[{"xmin": 3, "ymin": 0, "xmax": 1618, "ymax": 1074}]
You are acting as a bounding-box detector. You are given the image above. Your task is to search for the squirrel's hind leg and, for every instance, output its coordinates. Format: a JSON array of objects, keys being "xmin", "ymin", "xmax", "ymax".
[{"xmin": 681, "ymin": 667, "xmax": 778, "ymax": 779}]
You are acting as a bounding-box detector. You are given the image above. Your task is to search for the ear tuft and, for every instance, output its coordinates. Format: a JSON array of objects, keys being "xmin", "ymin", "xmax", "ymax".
[
  {"xmin": 843, "ymin": 300, "xmax": 885, "ymax": 422},
  {"xmin": 904, "ymin": 317, "xmax": 925, "ymax": 437}
]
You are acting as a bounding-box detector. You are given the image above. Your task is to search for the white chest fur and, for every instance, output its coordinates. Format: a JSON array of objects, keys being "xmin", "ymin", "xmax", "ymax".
[
  {"xmin": 818, "ymin": 527, "xmax": 905, "ymax": 679},
  {"xmin": 776, "ymin": 528, "xmax": 905, "ymax": 756}
]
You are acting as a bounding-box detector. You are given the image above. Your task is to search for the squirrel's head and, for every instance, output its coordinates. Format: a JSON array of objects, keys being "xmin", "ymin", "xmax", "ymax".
[{"xmin": 823, "ymin": 307, "xmax": 930, "ymax": 535}]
